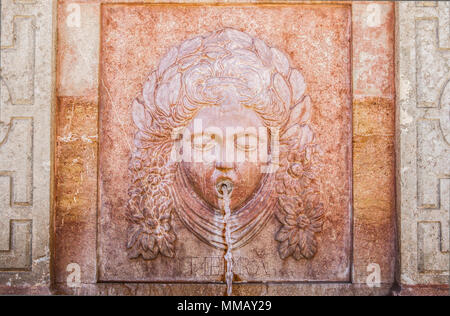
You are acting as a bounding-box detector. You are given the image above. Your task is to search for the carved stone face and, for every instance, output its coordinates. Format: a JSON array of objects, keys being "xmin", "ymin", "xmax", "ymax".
[
  {"xmin": 127, "ymin": 28, "xmax": 325, "ymax": 259},
  {"xmin": 181, "ymin": 102, "xmax": 266, "ymax": 211}
]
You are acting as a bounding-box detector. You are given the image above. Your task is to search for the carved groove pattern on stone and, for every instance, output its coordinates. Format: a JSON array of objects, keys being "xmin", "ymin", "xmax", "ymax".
[
  {"xmin": 399, "ymin": 1, "xmax": 450, "ymax": 285},
  {"xmin": 1, "ymin": 1, "xmax": 36, "ymax": 105},
  {"xmin": 0, "ymin": 0, "xmax": 50, "ymax": 281},
  {"xmin": 0, "ymin": 220, "xmax": 32, "ymax": 271},
  {"xmin": 415, "ymin": 2, "xmax": 450, "ymax": 274}
]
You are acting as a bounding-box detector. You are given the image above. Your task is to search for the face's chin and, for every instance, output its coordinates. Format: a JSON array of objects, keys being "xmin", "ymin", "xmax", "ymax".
[{"xmin": 181, "ymin": 162, "xmax": 263, "ymax": 212}]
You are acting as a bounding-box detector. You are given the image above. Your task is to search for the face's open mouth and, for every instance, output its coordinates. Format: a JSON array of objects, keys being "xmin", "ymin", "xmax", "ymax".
[{"xmin": 215, "ymin": 178, "xmax": 233, "ymax": 198}]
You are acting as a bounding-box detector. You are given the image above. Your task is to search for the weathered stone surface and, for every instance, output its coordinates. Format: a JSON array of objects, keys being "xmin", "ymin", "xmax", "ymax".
[
  {"xmin": 397, "ymin": 1, "xmax": 450, "ymax": 288},
  {"xmin": 98, "ymin": 4, "xmax": 353, "ymax": 283},
  {"xmin": 394, "ymin": 285, "xmax": 450, "ymax": 296},
  {"xmin": 57, "ymin": 2, "xmax": 100, "ymax": 97},
  {"xmin": 53, "ymin": 282, "xmax": 394, "ymax": 296},
  {"xmin": 351, "ymin": 1, "xmax": 396, "ymax": 286},
  {"xmin": 0, "ymin": 0, "xmax": 416, "ymax": 295},
  {"xmin": 52, "ymin": 1, "xmax": 398, "ymax": 295},
  {"xmin": 0, "ymin": 0, "xmax": 53, "ymax": 293},
  {"xmin": 54, "ymin": 96, "xmax": 98, "ymax": 285}
]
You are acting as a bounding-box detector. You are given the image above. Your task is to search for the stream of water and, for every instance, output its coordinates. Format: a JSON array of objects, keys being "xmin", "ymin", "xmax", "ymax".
[{"xmin": 221, "ymin": 184, "xmax": 233, "ymax": 296}]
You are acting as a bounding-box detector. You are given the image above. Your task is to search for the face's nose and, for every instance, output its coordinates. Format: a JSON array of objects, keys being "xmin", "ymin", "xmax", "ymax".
[{"xmin": 214, "ymin": 138, "xmax": 234, "ymax": 172}]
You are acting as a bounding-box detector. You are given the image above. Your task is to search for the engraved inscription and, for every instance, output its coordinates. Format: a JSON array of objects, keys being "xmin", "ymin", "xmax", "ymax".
[{"xmin": 179, "ymin": 256, "xmax": 270, "ymax": 278}]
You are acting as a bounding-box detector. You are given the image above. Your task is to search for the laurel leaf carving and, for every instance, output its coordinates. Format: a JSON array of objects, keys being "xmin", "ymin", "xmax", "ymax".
[
  {"xmin": 275, "ymin": 226, "xmax": 291, "ymax": 242},
  {"xmin": 179, "ymin": 36, "xmax": 202, "ymax": 57},
  {"xmin": 143, "ymin": 72, "xmax": 157, "ymax": 109},
  {"xmin": 132, "ymin": 99, "xmax": 152, "ymax": 132},
  {"xmin": 271, "ymin": 47, "xmax": 290, "ymax": 76},
  {"xmin": 225, "ymin": 28, "xmax": 253, "ymax": 49},
  {"xmin": 282, "ymin": 124, "xmax": 300, "ymax": 143},
  {"xmin": 168, "ymin": 73, "xmax": 181, "ymax": 106},
  {"xmin": 254, "ymin": 38, "xmax": 272, "ymax": 67},
  {"xmin": 289, "ymin": 69, "xmax": 306, "ymax": 104},
  {"xmin": 127, "ymin": 225, "xmax": 142, "ymax": 249},
  {"xmin": 299, "ymin": 125, "xmax": 314, "ymax": 149},
  {"xmin": 273, "ymin": 73, "xmax": 291, "ymax": 109},
  {"xmin": 156, "ymin": 83, "xmax": 172, "ymax": 116},
  {"xmin": 158, "ymin": 47, "xmax": 178, "ymax": 76},
  {"xmin": 288, "ymin": 96, "xmax": 311, "ymax": 128},
  {"xmin": 160, "ymin": 237, "xmax": 175, "ymax": 258}
]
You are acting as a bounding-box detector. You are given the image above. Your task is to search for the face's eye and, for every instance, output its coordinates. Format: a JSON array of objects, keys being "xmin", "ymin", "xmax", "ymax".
[
  {"xmin": 192, "ymin": 134, "xmax": 217, "ymax": 152},
  {"xmin": 235, "ymin": 133, "xmax": 258, "ymax": 152}
]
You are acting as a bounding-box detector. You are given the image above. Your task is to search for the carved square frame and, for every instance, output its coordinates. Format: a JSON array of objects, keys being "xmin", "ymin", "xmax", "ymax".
[{"xmin": 53, "ymin": 0, "xmax": 396, "ymax": 295}]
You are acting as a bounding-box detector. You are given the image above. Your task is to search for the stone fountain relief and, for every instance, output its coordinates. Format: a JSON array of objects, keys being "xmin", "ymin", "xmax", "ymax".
[
  {"xmin": 126, "ymin": 29, "xmax": 324, "ymax": 292},
  {"xmin": 127, "ymin": 28, "xmax": 323, "ymax": 257},
  {"xmin": 98, "ymin": 6, "xmax": 352, "ymax": 285}
]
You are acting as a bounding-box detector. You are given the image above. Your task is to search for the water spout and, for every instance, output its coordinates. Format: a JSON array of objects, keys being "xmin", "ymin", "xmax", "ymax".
[{"xmin": 216, "ymin": 180, "xmax": 233, "ymax": 296}]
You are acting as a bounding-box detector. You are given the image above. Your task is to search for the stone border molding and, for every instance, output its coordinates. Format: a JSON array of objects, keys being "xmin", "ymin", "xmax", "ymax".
[
  {"xmin": 0, "ymin": 0, "xmax": 53, "ymax": 292},
  {"xmin": 397, "ymin": 1, "xmax": 450, "ymax": 286}
]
